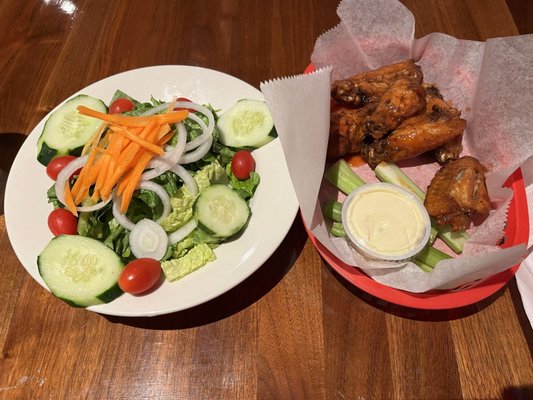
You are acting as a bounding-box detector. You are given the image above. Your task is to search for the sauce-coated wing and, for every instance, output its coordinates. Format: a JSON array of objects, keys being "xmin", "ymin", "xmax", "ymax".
[
  {"xmin": 434, "ymin": 134, "xmax": 463, "ymax": 165},
  {"xmin": 361, "ymin": 86, "xmax": 466, "ymax": 168},
  {"xmin": 327, "ymin": 104, "xmax": 374, "ymax": 159},
  {"xmin": 424, "ymin": 156, "xmax": 491, "ymax": 230},
  {"xmin": 364, "ymin": 78, "xmax": 427, "ymax": 139},
  {"xmin": 331, "ymin": 59, "xmax": 423, "ymax": 107},
  {"xmin": 361, "ymin": 105, "xmax": 466, "ymax": 168}
]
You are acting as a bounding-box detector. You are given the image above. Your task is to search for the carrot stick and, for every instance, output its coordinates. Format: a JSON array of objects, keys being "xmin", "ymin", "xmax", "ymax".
[
  {"xmin": 81, "ymin": 123, "xmax": 107, "ymax": 156},
  {"xmin": 157, "ymin": 131, "xmax": 174, "ymax": 146},
  {"xmin": 77, "ymin": 106, "xmax": 188, "ymax": 127},
  {"xmin": 63, "ymin": 183, "xmax": 78, "ymax": 217},
  {"xmin": 113, "ymin": 126, "xmax": 164, "ymax": 155},
  {"xmin": 99, "ymin": 139, "xmax": 140, "ymax": 197},
  {"xmin": 115, "ymin": 148, "xmax": 150, "ymax": 196},
  {"xmin": 70, "ymin": 145, "xmax": 99, "ymax": 199},
  {"xmin": 157, "ymin": 124, "xmax": 172, "ymax": 141},
  {"xmin": 119, "ymin": 152, "xmax": 154, "ymax": 212},
  {"xmin": 93, "ymin": 154, "xmax": 111, "ymax": 193}
]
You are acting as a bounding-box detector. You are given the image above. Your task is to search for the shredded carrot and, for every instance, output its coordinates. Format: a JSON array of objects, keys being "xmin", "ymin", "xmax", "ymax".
[
  {"xmin": 77, "ymin": 106, "xmax": 188, "ymax": 127},
  {"xmin": 81, "ymin": 122, "xmax": 107, "ymax": 156},
  {"xmin": 117, "ymin": 152, "xmax": 154, "ymax": 212},
  {"xmin": 70, "ymin": 144, "xmax": 99, "ymax": 199},
  {"xmin": 157, "ymin": 131, "xmax": 174, "ymax": 146},
  {"xmin": 63, "ymin": 183, "xmax": 78, "ymax": 217},
  {"xmin": 61, "ymin": 104, "xmax": 187, "ymax": 216},
  {"xmin": 112, "ymin": 125, "xmax": 164, "ymax": 155},
  {"xmin": 93, "ymin": 154, "xmax": 111, "ymax": 193},
  {"xmin": 166, "ymin": 97, "xmax": 177, "ymax": 113}
]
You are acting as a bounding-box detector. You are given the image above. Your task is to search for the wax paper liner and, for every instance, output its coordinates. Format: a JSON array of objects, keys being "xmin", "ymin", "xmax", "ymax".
[{"xmin": 261, "ymin": 0, "xmax": 532, "ymax": 293}]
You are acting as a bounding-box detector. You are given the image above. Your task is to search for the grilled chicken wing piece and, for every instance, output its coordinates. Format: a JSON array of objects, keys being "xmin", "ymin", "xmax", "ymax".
[
  {"xmin": 424, "ymin": 156, "xmax": 491, "ymax": 231},
  {"xmin": 327, "ymin": 104, "xmax": 375, "ymax": 159},
  {"xmin": 364, "ymin": 78, "xmax": 427, "ymax": 140},
  {"xmin": 361, "ymin": 88, "xmax": 466, "ymax": 168},
  {"xmin": 331, "ymin": 59, "xmax": 423, "ymax": 107}
]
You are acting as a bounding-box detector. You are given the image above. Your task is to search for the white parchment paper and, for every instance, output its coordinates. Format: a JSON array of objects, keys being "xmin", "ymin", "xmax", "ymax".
[{"xmin": 261, "ymin": 0, "xmax": 532, "ymax": 292}]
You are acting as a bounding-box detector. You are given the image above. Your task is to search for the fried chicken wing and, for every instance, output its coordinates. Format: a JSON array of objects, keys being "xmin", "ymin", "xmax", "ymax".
[
  {"xmin": 424, "ymin": 156, "xmax": 491, "ymax": 230},
  {"xmin": 327, "ymin": 104, "xmax": 375, "ymax": 158},
  {"xmin": 361, "ymin": 106, "xmax": 466, "ymax": 168},
  {"xmin": 423, "ymin": 84, "xmax": 461, "ymax": 118},
  {"xmin": 330, "ymin": 80, "xmax": 389, "ymax": 108},
  {"xmin": 434, "ymin": 134, "xmax": 463, "ymax": 165},
  {"xmin": 331, "ymin": 59, "xmax": 423, "ymax": 107},
  {"xmin": 361, "ymin": 86, "xmax": 466, "ymax": 168},
  {"xmin": 364, "ymin": 78, "xmax": 427, "ymax": 140}
]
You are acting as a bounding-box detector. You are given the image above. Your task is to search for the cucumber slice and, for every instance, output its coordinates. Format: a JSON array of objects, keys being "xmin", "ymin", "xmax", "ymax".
[
  {"xmin": 193, "ymin": 184, "xmax": 250, "ymax": 238},
  {"xmin": 217, "ymin": 99, "xmax": 276, "ymax": 148},
  {"xmin": 38, "ymin": 235, "xmax": 124, "ymax": 307},
  {"xmin": 37, "ymin": 94, "xmax": 107, "ymax": 166}
]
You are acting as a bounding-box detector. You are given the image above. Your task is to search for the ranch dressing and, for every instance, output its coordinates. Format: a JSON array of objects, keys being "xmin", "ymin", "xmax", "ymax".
[{"xmin": 341, "ymin": 183, "xmax": 430, "ymax": 261}]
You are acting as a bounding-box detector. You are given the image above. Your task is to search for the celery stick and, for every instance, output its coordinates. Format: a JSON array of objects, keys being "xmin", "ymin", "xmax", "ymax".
[
  {"xmin": 330, "ymin": 222, "xmax": 346, "ymax": 238},
  {"xmin": 324, "ymin": 159, "xmax": 365, "ymax": 195},
  {"xmin": 375, "ymin": 161, "xmax": 426, "ymax": 200},
  {"xmin": 413, "ymin": 259, "xmax": 434, "ymax": 272},
  {"xmin": 415, "ymin": 245, "xmax": 453, "ymax": 270},
  {"xmin": 435, "ymin": 225, "xmax": 469, "ymax": 254},
  {"xmin": 374, "ymin": 161, "xmax": 469, "ymax": 254},
  {"xmin": 323, "ymin": 200, "xmax": 343, "ymax": 222}
]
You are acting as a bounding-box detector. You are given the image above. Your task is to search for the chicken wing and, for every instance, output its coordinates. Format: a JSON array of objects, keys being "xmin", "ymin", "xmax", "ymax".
[
  {"xmin": 361, "ymin": 87, "xmax": 466, "ymax": 168},
  {"xmin": 330, "ymin": 79, "xmax": 389, "ymax": 108},
  {"xmin": 364, "ymin": 78, "xmax": 427, "ymax": 140},
  {"xmin": 327, "ymin": 104, "xmax": 374, "ymax": 159},
  {"xmin": 424, "ymin": 156, "xmax": 491, "ymax": 231},
  {"xmin": 331, "ymin": 59, "xmax": 423, "ymax": 107},
  {"xmin": 434, "ymin": 134, "xmax": 463, "ymax": 165}
]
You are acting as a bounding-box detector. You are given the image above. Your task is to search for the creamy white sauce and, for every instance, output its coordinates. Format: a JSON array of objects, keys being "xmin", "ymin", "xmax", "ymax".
[{"xmin": 343, "ymin": 184, "xmax": 429, "ymax": 259}]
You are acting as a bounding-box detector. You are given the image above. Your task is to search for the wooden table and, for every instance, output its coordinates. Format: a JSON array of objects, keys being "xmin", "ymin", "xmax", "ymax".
[{"xmin": 1, "ymin": 1, "xmax": 532, "ymax": 399}]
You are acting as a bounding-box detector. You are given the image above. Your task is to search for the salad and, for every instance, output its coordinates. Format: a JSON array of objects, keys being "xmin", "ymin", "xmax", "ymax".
[{"xmin": 36, "ymin": 90, "xmax": 276, "ymax": 307}]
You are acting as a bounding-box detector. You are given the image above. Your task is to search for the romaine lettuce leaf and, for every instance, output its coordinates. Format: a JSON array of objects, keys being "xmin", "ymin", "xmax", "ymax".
[
  {"xmin": 226, "ymin": 164, "xmax": 260, "ymax": 201},
  {"xmin": 161, "ymin": 243, "xmax": 216, "ymax": 281},
  {"xmin": 159, "ymin": 161, "xmax": 229, "ymax": 232}
]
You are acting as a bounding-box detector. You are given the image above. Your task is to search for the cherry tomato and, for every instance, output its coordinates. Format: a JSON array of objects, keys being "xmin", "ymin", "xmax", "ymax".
[
  {"xmin": 118, "ymin": 258, "xmax": 162, "ymax": 295},
  {"xmin": 46, "ymin": 155, "xmax": 78, "ymax": 180},
  {"xmin": 109, "ymin": 98, "xmax": 134, "ymax": 114},
  {"xmin": 173, "ymin": 97, "xmax": 196, "ymax": 112},
  {"xmin": 48, "ymin": 208, "xmax": 78, "ymax": 236},
  {"xmin": 231, "ymin": 150, "xmax": 256, "ymax": 180}
]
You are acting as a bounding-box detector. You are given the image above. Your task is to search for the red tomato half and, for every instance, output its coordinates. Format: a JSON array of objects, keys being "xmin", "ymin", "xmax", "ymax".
[
  {"xmin": 118, "ymin": 258, "xmax": 162, "ymax": 295},
  {"xmin": 231, "ymin": 150, "xmax": 256, "ymax": 180},
  {"xmin": 109, "ymin": 98, "xmax": 134, "ymax": 114},
  {"xmin": 48, "ymin": 208, "xmax": 78, "ymax": 236},
  {"xmin": 46, "ymin": 155, "xmax": 78, "ymax": 180}
]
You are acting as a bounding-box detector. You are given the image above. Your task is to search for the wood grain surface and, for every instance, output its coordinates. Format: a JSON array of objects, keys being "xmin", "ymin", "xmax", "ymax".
[{"xmin": 1, "ymin": 1, "xmax": 532, "ymax": 399}]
